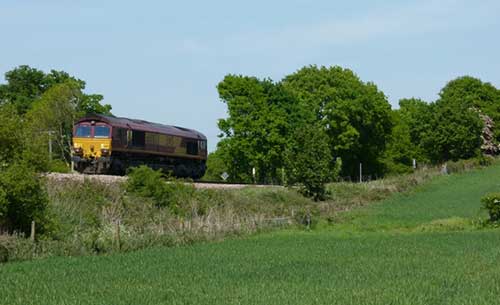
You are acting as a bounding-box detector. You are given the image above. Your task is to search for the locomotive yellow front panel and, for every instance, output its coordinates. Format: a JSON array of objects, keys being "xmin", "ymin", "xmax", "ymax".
[{"xmin": 73, "ymin": 137, "xmax": 112, "ymax": 159}]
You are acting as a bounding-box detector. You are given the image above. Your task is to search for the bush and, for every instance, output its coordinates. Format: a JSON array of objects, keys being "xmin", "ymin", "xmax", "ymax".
[
  {"xmin": 481, "ymin": 193, "xmax": 500, "ymax": 222},
  {"xmin": 285, "ymin": 124, "xmax": 335, "ymax": 201},
  {"xmin": 48, "ymin": 160, "xmax": 71, "ymax": 173},
  {"xmin": 446, "ymin": 156, "xmax": 494, "ymax": 174},
  {"xmin": 0, "ymin": 162, "xmax": 48, "ymax": 234},
  {"xmin": 126, "ymin": 166, "xmax": 195, "ymax": 214},
  {"xmin": 0, "ymin": 242, "xmax": 7, "ymax": 263}
]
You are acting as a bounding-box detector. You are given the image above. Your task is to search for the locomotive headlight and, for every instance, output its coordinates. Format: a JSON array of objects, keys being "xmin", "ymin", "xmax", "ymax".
[
  {"xmin": 100, "ymin": 143, "xmax": 110, "ymax": 156},
  {"xmin": 73, "ymin": 146, "xmax": 83, "ymax": 155}
]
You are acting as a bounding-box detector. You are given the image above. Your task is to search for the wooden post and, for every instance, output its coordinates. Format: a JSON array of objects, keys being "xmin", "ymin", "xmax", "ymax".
[
  {"xmin": 48, "ymin": 131, "xmax": 53, "ymax": 161},
  {"xmin": 30, "ymin": 221, "xmax": 35, "ymax": 241},
  {"xmin": 115, "ymin": 220, "xmax": 121, "ymax": 250},
  {"xmin": 359, "ymin": 163, "xmax": 362, "ymax": 183}
]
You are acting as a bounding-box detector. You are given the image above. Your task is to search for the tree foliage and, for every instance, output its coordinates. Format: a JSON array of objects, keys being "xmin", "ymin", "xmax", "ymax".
[
  {"xmin": 0, "ymin": 65, "xmax": 111, "ymax": 116},
  {"xmin": 0, "ymin": 104, "xmax": 25, "ymax": 165},
  {"xmin": 424, "ymin": 101, "xmax": 483, "ymax": 162},
  {"xmin": 285, "ymin": 124, "xmax": 336, "ymax": 200},
  {"xmin": 215, "ymin": 66, "xmax": 500, "ymax": 191},
  {"xmin": 0, "ymin": 162, "xmax": 48, "ymax": 234},
  {"xmin": 283, "ymin": 66, "xmax": 393, "ymax": 177},
  {"xmin": 26, "ymin": 83, "xmax": 81, "ymax": 164},
  {"xmin": 217, "ymin": 75, "xmax": 302, "ymax": 183},
  {"xmin": 438, "ymin": 76, "xmax": 500, "ymax": 137},
  {"xmin": 0, "ymin": 65, "xmax": 112, "ymax": 169},
  {"xmin": 381, "ymin": 111, "xmax": 417, "ymax": 174},
  {"xmin": 201, "ymin": 150, "xmax": 228, "ymax": 181}
]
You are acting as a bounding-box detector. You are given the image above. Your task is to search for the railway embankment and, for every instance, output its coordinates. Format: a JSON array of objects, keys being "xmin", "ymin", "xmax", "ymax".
[
  {"xmin": 44, "ymin": 172, "xmax": 282, "ymax": 189},
  {"xmin": 1, "ymin": 159, "xmax": 492, "ymax": 263}
]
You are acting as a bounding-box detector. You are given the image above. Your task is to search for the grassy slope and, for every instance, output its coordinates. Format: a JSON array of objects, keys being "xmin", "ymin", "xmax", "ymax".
[
  {"xmin": 336, "ymin": 162, "xmax": 500, "ymax": 231},
  {"xmin": 2, "ymin": 164, "xmax": 500, "ymax": 305}
]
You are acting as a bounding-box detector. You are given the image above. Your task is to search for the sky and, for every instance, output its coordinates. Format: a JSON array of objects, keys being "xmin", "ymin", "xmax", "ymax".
[{"xmin": 1, "ymin": 0, "xmax": 499, "ymax": 151}]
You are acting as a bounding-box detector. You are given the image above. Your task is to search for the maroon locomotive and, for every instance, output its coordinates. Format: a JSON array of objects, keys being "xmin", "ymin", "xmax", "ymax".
[{"xmin": 72, "ymin": 114, "xmax": 207, "ymax": 178}]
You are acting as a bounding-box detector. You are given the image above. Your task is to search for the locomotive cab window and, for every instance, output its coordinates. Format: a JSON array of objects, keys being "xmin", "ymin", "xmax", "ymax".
[
  {"xmin": 94, "ymin": 125, "xmax": 111, "ymax": 138},
  {"xmin": 131, "ymin": 130, "xmax": 145, "ymax": 147},
  {"xmin": 186, "ymin": 141, "xmax": 198, "ymax": 155},
  {"xmin": 75, "ymin": 125, "xmax": 91, "ymax": 138},
  {"xmin": 199, "ymin": 140, "xmax": 206, "ymax": 151}
]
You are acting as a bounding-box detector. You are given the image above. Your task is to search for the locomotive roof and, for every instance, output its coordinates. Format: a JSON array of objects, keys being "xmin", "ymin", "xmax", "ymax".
[{"xmin": 77, "ymin": 114, "xmax": 207, "ymax": 140}]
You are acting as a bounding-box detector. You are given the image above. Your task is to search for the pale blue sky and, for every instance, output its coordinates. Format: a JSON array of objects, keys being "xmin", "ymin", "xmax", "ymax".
[{"xmin": 1, "ymin": 0, "xmax": 499, "ymax": 151}]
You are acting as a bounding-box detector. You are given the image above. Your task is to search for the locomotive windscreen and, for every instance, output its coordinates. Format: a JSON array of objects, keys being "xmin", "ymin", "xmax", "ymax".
[{"xmin": 75, "ymin": 125, "xmax": 91, "ymax": 137}]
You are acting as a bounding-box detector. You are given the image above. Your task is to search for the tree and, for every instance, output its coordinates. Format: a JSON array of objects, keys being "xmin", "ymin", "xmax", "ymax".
[
  {"xmin": 0, "ymin": 162, "xmax": 48, "ymax": 234},
  {"xmin": 201, "ymin": 150, "xmax": 228, "ymax": 181},
  {"xmin": 381, "ymin": 110, "xmax": 419, "ymax": 174},
  {"xmin": 423, "ymin": 101, "xmax": 482, "ymax": 162},
  {"xmin": 0, "ymin": 65, "xmax": 46, "ymax": 114},
  {"xmin": 412, "ymin": 77, "xmax": 497, "ymax": 163},
  {"xmin": 283, "ymin": 66, "xmax": 393, "ymax": 177},
  {"xmin": 0, "ymin": 104, "xmax": 25, "ymax": 165},
  {"xmin": 285, "ymin": 124, "xmax": 335, "ymax": 201},
  {"xmin": 0, "ymin": 66, "xmax": 112, "ymax": 169},
  {"xmin": 26, "ymin": 83, "xmax": 81, "ymax": 164},
  {"xmin": 437, "ymin": 76, "xmax": 500, "ymax": 140},
  {"xmin": 397, "ymin": 98, "xmax": 433, "ymax": 161},
  {"xmin": 78, "ymin": 94, "xmax": 112, "ymax": 115},
  {"xmin": 0, "ymin": 65, "xmax": 112, "ymax": 116},
  {"xmin": 217, "ymin": 75, "xmax": 301, "ymax": 183}
]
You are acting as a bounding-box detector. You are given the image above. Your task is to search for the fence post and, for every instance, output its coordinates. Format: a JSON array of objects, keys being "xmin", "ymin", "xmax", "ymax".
[
  {"xmin": 30, "ymin": 221, "xmax": 35, "ymax": 241},
  {"xmin": 359, "ymin": 163, "xmax": 363, "ymax": 183},
  {"xmin": 115, "ymin": 220, "xmax": 121, "ymax": 250}
]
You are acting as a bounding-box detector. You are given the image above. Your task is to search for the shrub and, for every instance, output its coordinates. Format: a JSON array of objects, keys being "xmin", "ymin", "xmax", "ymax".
[
  {"xmin": 481, "ymin": 193, "xmax": 500, "ymax": 222},
  {"xmin": 125, "ymin": 166, "xmax": 195, "ymax": 214},
  {"xmin": 285, "ymin": 124, "xmax": 334, "ymax": 201},
  {"xmin": 0, "ymin": 162, "xmax": 48, "ymax": 234},
  {"xmin": 126, "ymin": 166, "xmax": 171, "ymax": 207},
  {"xmin": 0, "ymin": 242, "xmax": 7, "ymax": 263},
  {"xmin": 48, "ymin": 160, "xmax": 71, "ymax": 173}
]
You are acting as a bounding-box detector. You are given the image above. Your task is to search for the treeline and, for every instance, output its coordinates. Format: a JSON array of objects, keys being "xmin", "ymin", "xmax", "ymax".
[
  {"xmin": 0, "ymin": 65, "xmax": 111, "ymax": 234},
  {"xmin": 205, "ymin": 66, "xmax": 500, "ymax": 197}
]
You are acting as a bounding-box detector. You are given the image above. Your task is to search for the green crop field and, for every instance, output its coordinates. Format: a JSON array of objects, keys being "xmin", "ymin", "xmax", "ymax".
[{"xmin": 2, "ymin": 164, "xmax": 500, "ymax": 305}]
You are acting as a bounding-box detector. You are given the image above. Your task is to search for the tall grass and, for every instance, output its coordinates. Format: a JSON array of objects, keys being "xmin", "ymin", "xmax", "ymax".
[
  {"xmin": 0, "ymin": 158, "xmax": 493, "ymax": 262},
  {"xmin": 0, "ymin": 179, "xmax": 312, "ymax": 262}
]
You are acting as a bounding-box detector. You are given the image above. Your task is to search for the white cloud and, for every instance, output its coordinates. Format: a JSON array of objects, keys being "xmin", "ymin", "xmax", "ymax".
[{"xmin": 219, "ymin": 0, "xmax": 500, "ymax": 53}]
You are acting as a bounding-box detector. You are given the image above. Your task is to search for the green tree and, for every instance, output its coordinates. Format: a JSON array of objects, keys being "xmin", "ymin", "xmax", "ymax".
[
  {"xmin": 217, "ymin": 75, "xmax": 301, "ymax": 183},
  {"xmin": 201, "ymin": 150, "xmax": 228, "ymax": 181},
  {"xmin": 78, "ymin": 94, "xmax": 112, "ymax": 115},
  {"xmin": 26, "ymin": 83, "xmax": 81, "ymax": 164},
  {"xmin": 381, "ymin": 110, "xmax": 419, "ymax": 174},
  {"xmin": 397, "ymin": 98, "xmax": 433, "ymax": 162},
  {"xmin": 283, "ymin": 66, "xmax": 393, "ymax": 177},
  {"xmin": 0, "ymin": 162, "xmax": 48, "ymax": 234},
  {"xmin": 0, "ymin": 65, "xmax": 112, "ymax": 116},
  {"xmin": 0, "ymin": 104, "xmax": 25, "ymax": 165},
  {"xmin": 436, "ymin": 76, "xmax": 500, "ymax": 142},
  {"xmin": 0, "ymin": 66, "xmax": 112, "ymax": 169},
  {"xmin": 285, "ymin": 124, "xmax": 335, "ymax": 201},
  {"xmin": 423, "ymin": 101, "xmax": 482, "ymax": 162},
  {"xmin": 413, "ymin": 77, "xmax": 496, "ymax": 163},
  {"xmin": 0, "ymin": 66, "xmax": 46, "ymax": 114}
]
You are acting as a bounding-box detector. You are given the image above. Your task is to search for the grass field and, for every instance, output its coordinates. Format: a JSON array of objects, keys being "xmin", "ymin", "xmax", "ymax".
[{"xmin": 2, "ymin": 164, "xmax": 500, "ymax": 304}]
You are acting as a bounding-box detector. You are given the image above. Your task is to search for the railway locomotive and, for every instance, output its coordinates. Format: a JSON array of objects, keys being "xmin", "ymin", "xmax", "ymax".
[{"xmin": 71, "ymin": 114, "xmax": 207, "ymax": 178}]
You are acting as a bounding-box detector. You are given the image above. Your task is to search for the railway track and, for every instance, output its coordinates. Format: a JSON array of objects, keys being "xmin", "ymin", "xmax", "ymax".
[{"xmin": 44, "ymin": 173, "xmax": 282, "ymax": 189}]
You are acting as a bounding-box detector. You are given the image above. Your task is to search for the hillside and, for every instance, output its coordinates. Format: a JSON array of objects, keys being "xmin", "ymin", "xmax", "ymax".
[{"xmin": 1, "ymin": 163, "xmax": 500, "ymax": 304}]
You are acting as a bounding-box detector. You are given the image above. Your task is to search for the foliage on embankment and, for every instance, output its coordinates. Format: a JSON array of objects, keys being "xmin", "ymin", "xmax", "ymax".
[{"xmin": 1, "ymin": 158, "xmax": 493, "ymax": 263}]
